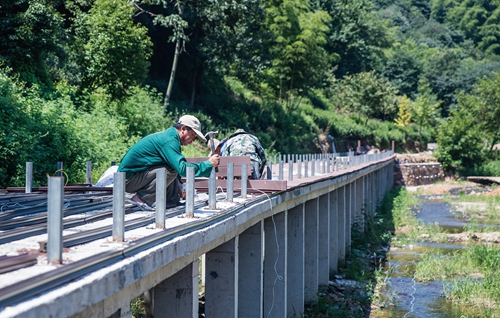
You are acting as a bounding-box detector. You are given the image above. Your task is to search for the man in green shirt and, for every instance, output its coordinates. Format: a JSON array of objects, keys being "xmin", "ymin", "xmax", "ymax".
[{"xmin": 118, "ymin": 115, "xmax": 220, "ymax": 210}]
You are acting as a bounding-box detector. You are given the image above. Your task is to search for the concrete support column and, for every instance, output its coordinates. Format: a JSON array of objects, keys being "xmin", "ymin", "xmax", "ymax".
[
  {"xmin": 318, "ymin": 194, "xmax": 330, "ymax": 283},
  {"xmin": 346, "ymin": 183, "xmax": 352, "ymax": 253},
  {"xmin": 153, "ymin": 260, "xmax": 199, "ymax": 318},
  {"xmin": 304, "ymin": 199, "xmax": 319, "ymax": 303},
  {"xmin": 364, "ymin": 174, "xmax": 370, "ymax": 219},
  {"xmin": 328, "ymin": 190, "xmax": 338, "ymax": 275},
  {"xmin": 357, "ymin": 176, "xmax": 365, "ymax": 232},
  {"xmin": 386, "ymin": 161, "xmax": 394, "ymax": 191},
  {"xmin": 378, "ymin": 169, "xmax": 383, "ymax": 205},
  {"xmin": 368, "ymin": 172, "xmax": 375, "ymax": 216},
  {"xmin": 338, "ymin": 187, "xmax": 346, "ymax": 262},
  {"xmin": 238, "ymin": 222, "xmax": 263, "ymax": 318},
  {"xmin": 263, "ymin": 212, "xmax": 286, "ymax": 317},
  {"xmin": 287, "ymin": 205, "xmax": 304, "ymax": 316},
  {"xmin": 205, "ymin": 238, "xmax": 237, "ymax": 318}
]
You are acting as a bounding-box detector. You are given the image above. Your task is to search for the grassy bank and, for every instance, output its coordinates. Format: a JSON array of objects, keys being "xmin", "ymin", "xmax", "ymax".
[{"xmin": 377, "ymin": 184, "xmax": 500, "ymax": 317}]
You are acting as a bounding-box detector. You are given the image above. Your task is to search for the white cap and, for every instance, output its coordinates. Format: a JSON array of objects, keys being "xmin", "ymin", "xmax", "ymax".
[{"xmin": 177, "ymin": 115, "xmax": 207, "ymax": 142}]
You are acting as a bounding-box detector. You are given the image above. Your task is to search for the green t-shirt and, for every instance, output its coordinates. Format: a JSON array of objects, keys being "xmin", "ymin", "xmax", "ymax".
[{"xmin": 118, "ymin": 126, "xmax": 212, "ymax": 178}]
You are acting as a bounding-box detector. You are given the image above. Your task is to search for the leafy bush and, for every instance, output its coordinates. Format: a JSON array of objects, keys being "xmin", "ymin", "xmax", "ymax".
[{"xmin": 0, "ymin": 69, "xmax": 177, "ymax": 187}]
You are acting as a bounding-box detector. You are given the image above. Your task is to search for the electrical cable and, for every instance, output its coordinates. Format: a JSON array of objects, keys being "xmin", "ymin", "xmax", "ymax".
[{"xmin": 245, "ymin": 188, "xmax": 283, "ymax": 318}]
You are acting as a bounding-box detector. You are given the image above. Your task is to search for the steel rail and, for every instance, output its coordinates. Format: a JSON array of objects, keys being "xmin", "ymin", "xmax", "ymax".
[
  {"xmin": 0, "ymin": 200, "xmax": 113, "ymax": 230},
  {"xmin": 37, "ymin": 201, "xmax": 206, "ymax": 252},
  {"xmin": 0, "ymin": 205, "xmax": 141, "ymax": 245},
  {"xmin": 0, "ymin": 194, "xmax": 113, "ymax": 221},
  {"xmin": 0, "ymin": 192, "xmax": 111, "ymax": 208},
  {"xmin": 0, "ymin": 253, "xmax": 39, "ymax": 275},
  {"xmin": 4, "ymin": 186, "xmax": 114, "ymax": 193},
  {"xmin": 0, "ymin": 193, "xmax": 273, "ymax": 309}
]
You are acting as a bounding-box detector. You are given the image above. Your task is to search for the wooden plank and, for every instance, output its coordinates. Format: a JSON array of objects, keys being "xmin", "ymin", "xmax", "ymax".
[
  {"xmin": 186, "ymin": 156, "xmax": 252, "ymax": 177},
  {"xmin": 192, "ymin": 179, "xmax": 287, "ymax": 193}
]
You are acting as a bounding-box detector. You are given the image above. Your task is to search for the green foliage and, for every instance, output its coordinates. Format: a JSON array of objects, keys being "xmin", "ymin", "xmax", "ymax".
[
  {"xmin": 320, "ymin": 0, "xmax": 393, "ymax": 77},
  {"xmin": 411, "ymin": 83, "xmax": 442, "ymax": 137},
  {"xmin": 75, "ymin": 0, "xmax": 153, "ymax": 101},
  {"xmin": 435, "ymin": 103, "xmax": 485, "ymax": 170},
  {"xmin": 380, "ymin": 47, "xmax": 421, "ymax": 98},
  {"xmin": 436, "ymin": 71, "xmax": 500, "ymax": 172},
  {"xmin": 474, "ymin": 160, "xmax": 500, "ymax": 176},
  {"xmin": 0, "ymin": 0, "xmax": 65, "ymax": 87},
  {"xmin": 389, "ymin": 187, "xmax": 420, "ymax": 228},
  {"xmin": 264, "ymin": 0, "xmax": 333, "ymax": 104},
  {"xmin": 395, "ymin": 95, "xmax": 412, "ymax": 127},
  {"xmin": 445, "ymin": 0, "xmax": 500, "ymax": 55},
  {"xmin": 331, "ymin": 71, "xmax": 399, "ymax": 122},
  {"xmin": 0, "ymin": 68, "xmax": 174, "ymax": 187}
]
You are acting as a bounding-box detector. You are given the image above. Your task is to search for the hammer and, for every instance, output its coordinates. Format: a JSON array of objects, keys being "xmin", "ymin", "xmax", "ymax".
[{"xmin": 205, "ymin": 131, "xmax": 219, "ymax": 172}]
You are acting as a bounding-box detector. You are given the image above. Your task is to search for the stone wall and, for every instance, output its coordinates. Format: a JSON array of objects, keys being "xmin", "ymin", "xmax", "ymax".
[{"xmin": 394, "ymin": 153, "xmax": 445, "ymax": 186}]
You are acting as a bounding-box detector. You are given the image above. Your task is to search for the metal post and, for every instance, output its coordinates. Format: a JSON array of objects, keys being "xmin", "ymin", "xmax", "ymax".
[
  {"xmin": 208, "ymin": 168, "xmax": 217, "ymax": 209},
  {"xmin": 311, "ymin": 157, "xmax": 315, "ymax": 176},
  {"xmin": 279, "ymin": 161, "xmax": 284, "ymax": 180},
  {"xmin": 155, "ymin": 168, "xmax": 166, "ymax": 229},
  {"xmin": 112, "ymin": 172, "xmax": 125, "ymax": 242},
  {"xmin": 297, "ymin": 159, "xmax": 301, "ymax": 179},
  {"xmin": 56, "ymin": 162, "xmax": 63, "ymax": 177},
  {"xmin": 227, "ymin": 163, "xmax": 234, "ymax": 202},
  {"xmin": 241, "ymin": 163, "xmax": 248, "ymax": 199},
  {"xmin": 288, "ymin": 161, "xmax": 293, "ymax": 181},
  {"xmin": 304, "ymin": 157, "xmax": 308, "ymax": 178},
  {"xmin": 86, "ymin": 161, "xmax": 92, "ymax": 185},
  {"xmin": 267, "ymin": 161, "xmax": 272, "ymax": 180},
  {"xmin": 185, "ymin": 167, "xmax": 195, "ymax": 218},
  {"xmin": 25, "ymin": 162, "xmax": 33, "ymax": 194},
  {"xmin": 47, "ymin": 176, "xmax": 64, "ymax": 264}
]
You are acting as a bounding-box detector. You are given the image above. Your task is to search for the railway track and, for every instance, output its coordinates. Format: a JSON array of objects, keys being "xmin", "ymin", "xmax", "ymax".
[{"xmin": 0, "ymin": 188, "xmax": 270, "ymax": 310}]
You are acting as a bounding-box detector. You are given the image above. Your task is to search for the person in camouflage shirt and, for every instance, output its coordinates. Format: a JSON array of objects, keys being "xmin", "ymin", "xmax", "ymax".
[{"xmin": 219, "ymin": 129, "xmax": 267, "ymax": 179}]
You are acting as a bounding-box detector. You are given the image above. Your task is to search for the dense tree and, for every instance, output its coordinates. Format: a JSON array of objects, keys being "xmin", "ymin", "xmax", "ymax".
[
  {"xmin": 445, "ymin": 0, "xmax": 500, "ymax": 55},
  {"xmin": 436, "ymin": 99, "xmax": 484, "ymax": 170},
  {"xmin": 411, "ymin": 83, "xmax": 441, "ymax": 137},
  {"xmin": 0, "ymin": 0, "xmax": 65, "ymax": 86},
  {"xmin": 332, "ymin": 71, "xmax": 399, "ymax": 121},
  {"xmin": 319, "ymin": 0, "xmax": 393, "ymax": 77},
  {"xmin": 436, "ymin": 71, "xmax": 500, "ymax": 170},
  {"xmin": 134, "ymin": 0, "xmax": 267, "ymax": 109},
  {"xmin": 263, "ymin": 0, "xmax": 332, "ymax": 106},
  {"xmin": 380, "ymin": 48, "xmax": 421, "ymax": 98},
  {"xmin": 71, "ymin": 0, "xmax": 152, "ymax": 101}
]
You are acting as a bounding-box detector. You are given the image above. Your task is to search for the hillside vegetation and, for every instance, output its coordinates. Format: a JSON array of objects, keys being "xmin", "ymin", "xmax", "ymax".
[{"xmin": 1, "ymin": 0, "xmax": 500, "ymax": 187}]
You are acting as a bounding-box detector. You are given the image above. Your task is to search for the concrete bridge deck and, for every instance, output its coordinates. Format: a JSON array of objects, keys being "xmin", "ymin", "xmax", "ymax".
[{"xmin": 0, "ymin": 152, "xmax": 395, "ymax": 318}]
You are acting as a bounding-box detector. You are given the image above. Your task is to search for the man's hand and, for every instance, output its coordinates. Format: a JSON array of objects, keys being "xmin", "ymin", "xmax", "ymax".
[{"xmin": 209, "ymin": 154, "xmax": 220, "ymax": 167}]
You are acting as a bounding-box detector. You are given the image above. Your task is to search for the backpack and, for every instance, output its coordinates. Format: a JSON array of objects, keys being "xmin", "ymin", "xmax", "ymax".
[{"xmin": 221, "ymin": 132, "xmax": 267, "ymax": 179}]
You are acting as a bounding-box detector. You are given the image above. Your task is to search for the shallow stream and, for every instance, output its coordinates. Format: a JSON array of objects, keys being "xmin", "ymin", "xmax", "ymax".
[{"xmin": 371, "ymin": 196, "xmax": 470, "ymax": 318}]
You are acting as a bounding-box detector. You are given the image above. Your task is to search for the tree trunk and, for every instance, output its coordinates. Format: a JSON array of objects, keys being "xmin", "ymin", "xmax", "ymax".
[
  {"xmin": 163, "ymin": 39, "xmax": 181, "ymax": 112},
  {"xmin": 163, "ymin": 3, "xmax": 184, "ymax": 113}
]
